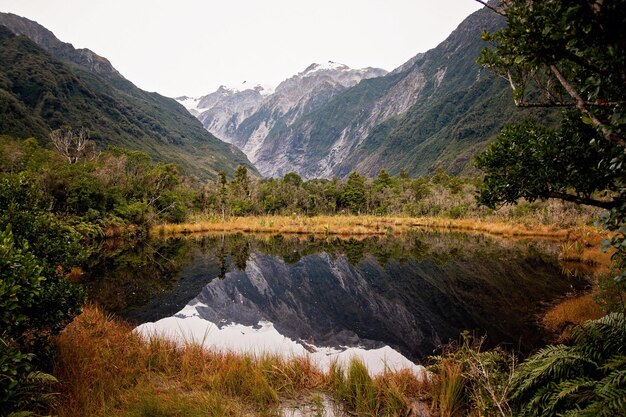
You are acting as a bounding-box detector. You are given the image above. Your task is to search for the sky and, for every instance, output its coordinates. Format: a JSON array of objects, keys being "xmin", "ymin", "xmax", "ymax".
[{"xmin": 0, "ymin": 0, "xmax": 482, "ymax": 98}]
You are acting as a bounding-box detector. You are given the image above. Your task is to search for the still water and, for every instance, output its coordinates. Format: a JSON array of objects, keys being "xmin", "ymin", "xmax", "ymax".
[{"xmin": 85, "ymin": 231, "xmax": 589, "ymax": 373}]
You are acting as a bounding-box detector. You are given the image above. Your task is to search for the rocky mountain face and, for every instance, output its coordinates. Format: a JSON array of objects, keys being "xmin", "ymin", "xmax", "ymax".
[
  {"xmin": 252, "ymin": 6, "xmax": 512, "ymax": 179},
  {"xmin": 179, "ymin": 5, "xmax": 536, "ymax": 179},
  {"xmin": 0, "ymin": 13, "xmax": 255, "ymax": 179},
  {"xmin": 178, "ymin": 62, "xmax": 387, "ymax": 170}
]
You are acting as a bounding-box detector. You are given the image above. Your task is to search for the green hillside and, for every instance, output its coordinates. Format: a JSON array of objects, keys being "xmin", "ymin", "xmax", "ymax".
[{"xmin": 0, "ymin": 23, "xmax": 254, "ymax": 179}]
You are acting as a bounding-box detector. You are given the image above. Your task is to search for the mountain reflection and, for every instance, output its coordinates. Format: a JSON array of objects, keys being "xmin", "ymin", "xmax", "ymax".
[{"xmin": 86, "ymin": 232, "xmax": 589, "ymax": 361}]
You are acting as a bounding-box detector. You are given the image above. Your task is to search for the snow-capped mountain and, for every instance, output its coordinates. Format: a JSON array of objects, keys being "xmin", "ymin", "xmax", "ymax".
[
  {"xmin": 177, "ymin": 3, "xmax": 516, "ymax": 180},
  {"xmin": 176, "ymin": 61, "xmax": 387, "ymax": 163}
]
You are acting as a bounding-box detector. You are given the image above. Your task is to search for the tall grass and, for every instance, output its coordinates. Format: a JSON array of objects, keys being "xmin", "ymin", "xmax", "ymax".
[
  {"xmin": 429, "ymin": 335, "xmax": 516, "ymax": 417},
  {"xmin": 327, "ymin": 359, "xmax": 429, "ymax": 416},
  {"xmin": 431, "ymin": 359, "xmax": 466, "ymax": 417},
  {"xmin": 52, "ymin": 307, "xmax": 427, "ymax": 417}
]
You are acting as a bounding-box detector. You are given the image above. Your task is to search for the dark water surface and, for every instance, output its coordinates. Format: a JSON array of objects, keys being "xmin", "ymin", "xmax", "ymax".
[{"xmin": 85, "ymin": 231, "xmax": 590, "ymax": 362}]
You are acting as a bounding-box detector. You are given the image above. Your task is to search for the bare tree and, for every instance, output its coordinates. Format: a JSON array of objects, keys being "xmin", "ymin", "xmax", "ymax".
[{"xmin": 49, "ymin": 127, "xmax": 99, "ymax": 164}]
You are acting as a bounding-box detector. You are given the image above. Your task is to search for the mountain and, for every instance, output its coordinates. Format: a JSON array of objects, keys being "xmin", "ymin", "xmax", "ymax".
[
  {"xmin": 180, "ymin": 5, "xmax": 547, "ymax": 179},
  {"xmin": 253, "ymin": 6, "xmax": 516, "ymax": 179},
  {"xmin": 178, "ymin": 62, "xmax": 387, "ymax": 167},
  {"xmin": 179, "ymin": 83, "xmax": 271, "ymax": 146},
  {"xmin": 0, "ymin": 13, "xmax": 255, "ymax": 179}
]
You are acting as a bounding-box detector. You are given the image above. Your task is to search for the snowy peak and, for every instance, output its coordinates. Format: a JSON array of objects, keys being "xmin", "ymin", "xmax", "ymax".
[
  {"xmin": 174, "ymin": 60, "xmax": 387, "ymax": 165},
  {"xmin": 298, "ymin": 61, "xmax": 388, "ymax": 80},
  {"xmin": 217, "ymin": 82, "xmax": 274, "ymax": 96},
  {"xmin": 302, "ymin": 61, "xmax": 350, "ymax": 75}
]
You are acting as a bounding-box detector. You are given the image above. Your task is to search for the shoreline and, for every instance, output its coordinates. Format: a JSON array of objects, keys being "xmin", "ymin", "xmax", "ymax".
[{"xmin": 150, "ymin": 215, "xmax": 594, "ymax": 239}]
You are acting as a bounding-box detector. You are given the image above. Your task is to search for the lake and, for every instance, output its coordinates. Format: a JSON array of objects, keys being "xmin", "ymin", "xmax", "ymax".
[{"xmin": 84, "ymin": 231, "xmax": 589, "ymax": 373}]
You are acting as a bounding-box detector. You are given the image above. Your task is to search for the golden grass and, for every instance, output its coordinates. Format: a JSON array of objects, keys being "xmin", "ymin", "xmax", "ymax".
[
  {"xmin": 558, "ymin": 228, "xmax": 614, "ymax": 269},
  {"xmin": 543, "ymin": 294, "xmax": 606, "ymax": 339},
  {"xmin": 431, "ymin": 359, "xmax": 466, "ymax": 417},
  {"xmin": 150, "ymin": 215, "xmax": 589, "ymax": 239},
  {"xmin": 52, "ymin": 306, "xmax": 429, "ymax": 417}
]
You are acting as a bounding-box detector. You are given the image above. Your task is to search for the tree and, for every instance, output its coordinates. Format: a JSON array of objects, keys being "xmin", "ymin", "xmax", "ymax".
[
  {"xmin": 477, "ymin": 0, "xmax": 626, "ymax": 147},
  {"xmin": 231, "ymin": 165, "xmax": 250, "ymax": 199},
  {"xmin": 49, "ymin": 127, "xmax": 98, "ymax": 164},
  {"xmin": 229, "ymin": 166, "xmax": 253, "ymax": 216},
  {"xmin": 476, "ymin": 0, "xmax": 626, "ymax": 283},
  {"xmin": 373, "ymin": 169, "xmax": 392, "ymax": 190},
  {"xmin": 341, "ymin": 172, "xmax": 367, "ymax": 214},
  {"xmin": 475, "ymin": 117, "xmax": 623, "ymax": 210},
  {"xmin": 283, "ymin": 172, "xmax": 303, "ymax": 187},
  {"xmin": 218, "ymin": 171, "xmax": 228, "ymax": 219}
]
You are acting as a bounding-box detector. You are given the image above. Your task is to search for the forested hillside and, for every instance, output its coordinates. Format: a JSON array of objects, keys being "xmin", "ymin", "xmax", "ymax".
[{"xmin": 0, "ymin": 15, "xmax": 255, "ymax": 179}]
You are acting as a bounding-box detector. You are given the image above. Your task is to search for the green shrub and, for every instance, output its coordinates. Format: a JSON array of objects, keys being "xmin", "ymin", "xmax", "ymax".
[
  {"xmin": 448, "ymin": 205, "xmax": 469, "ymax": 219},
  {"xmin": 0, "ymin": 227, "xmax": 43, "ymax": 338}
]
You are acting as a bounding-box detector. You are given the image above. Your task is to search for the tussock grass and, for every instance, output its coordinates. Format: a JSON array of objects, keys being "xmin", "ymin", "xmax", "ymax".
[
  {"xmin": 558, "ymin": 229, "xmax": 614, "ymax": 268},
  {"xmin": 150, "ymin": 215, "xmax": 588, "ymax": 239},
  {"xmin": 431, "ymin": 359, "xmax": 466, "ymax": 417},
  {"xmin": 52, "ymin": 306, "xmax": 427, "ymax": 417},
  {"xmin": 329, "ymin": 359, "xmax": 430, "ymax": 416},
  {"xmin": 543, "ymin": 294, "xmax": 606, "ymax": 338}
]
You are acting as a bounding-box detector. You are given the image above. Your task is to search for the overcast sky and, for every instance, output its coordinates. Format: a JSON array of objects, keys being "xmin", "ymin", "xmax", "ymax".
[{"xmin": 0, "ymin": 0, "xmax": 482, "ymax": 97}]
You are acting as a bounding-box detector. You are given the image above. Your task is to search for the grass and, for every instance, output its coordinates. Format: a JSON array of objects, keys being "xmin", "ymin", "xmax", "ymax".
[
  {"xmin": 431, "ymin": 359, "xmax": 466, "ymax": 417},
  {"xmin": 150, "ymin": 214, "xmax": 593, "ymax": 239},
  {"xmin": 543, "ymin": 294, "xmax": 606, "ymax": 338},
  {"xmin": 52, "ymin": 306, "xmax": 430, "ymax": 417}
]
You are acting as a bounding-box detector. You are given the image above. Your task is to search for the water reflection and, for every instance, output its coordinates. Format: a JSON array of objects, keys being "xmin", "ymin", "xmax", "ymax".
[{"xmin": 85, "ymin": 232, "xmax": 589, "ymax": 366}]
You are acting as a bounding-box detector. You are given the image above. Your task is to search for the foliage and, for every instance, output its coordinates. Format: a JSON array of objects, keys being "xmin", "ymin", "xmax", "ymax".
[
  {"xmin": 509, "ymin": 313, "xmax": 626, "ymax": 416},
  {"xmin": 0, "ymin": 228, "xmax": 43, "ymax": 338},
  {"xmin": 0, "ymin": 338, "xmax": 34, "ymax": 413},
  {"xmin": 0, "ymin": 137, "xmax": 198, "ymax": 228},
  {"xmin": 475, "ymin": 117, "xmax": 623, "ymax": 210},
  {"xmin": 0, "ymin": 223, "xmax": 74, "ymax": 415},
  {"xmin": 0, "ymin": 339, "xmax": 58, "ymax": 417},
  {"xmin": 477, "ymin": 0, "xmax": 626, "ymax": 288},
  {"xmin": 0, "ymin": 174, "xmax": 85, "ymax": 345}
]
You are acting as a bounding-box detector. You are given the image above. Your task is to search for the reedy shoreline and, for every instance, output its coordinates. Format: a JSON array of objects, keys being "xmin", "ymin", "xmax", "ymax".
[{"xmin": 152, "ymin": 215, "xmax": 589, "ymax": 239}]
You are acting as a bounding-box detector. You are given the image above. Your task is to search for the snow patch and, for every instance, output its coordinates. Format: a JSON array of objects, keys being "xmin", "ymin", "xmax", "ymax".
[
  {"xmin": 220, "ymin": 81, "xmax": 275, "ymax": 96},
  {"xmin": 176, "ymin": 96, "xmax": 201, "ymax": 111},
  {"xmin": 302, "ymin": 61, "xmax": 350, "ymax": 76}
]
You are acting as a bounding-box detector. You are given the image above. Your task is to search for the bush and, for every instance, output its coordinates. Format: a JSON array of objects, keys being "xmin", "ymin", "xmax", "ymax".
[
  {"xmin": 0, "ymin": 227, "xmax": 43, "ymax": 339},
  {"xmin": 0, "ymin": 337, "xmax": 34, "ymax": 413}
]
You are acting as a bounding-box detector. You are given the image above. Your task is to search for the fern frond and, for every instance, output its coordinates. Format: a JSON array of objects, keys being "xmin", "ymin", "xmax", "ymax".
[
  {"xmin": 510, "ymin": 313, "xmax": 626, "ymax": 417},
  {"xmin": 25, "ymin": 371, "xmax": 58, "ymax": 384}
]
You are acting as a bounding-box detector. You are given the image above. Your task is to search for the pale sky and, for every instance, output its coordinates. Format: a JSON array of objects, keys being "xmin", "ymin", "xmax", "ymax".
[{"xmin": 0, "ymin": 0, "xmax": 482, "ymax": 97}]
